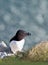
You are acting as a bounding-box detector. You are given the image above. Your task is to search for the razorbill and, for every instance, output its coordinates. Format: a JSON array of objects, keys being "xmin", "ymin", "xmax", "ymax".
[{"xmin": 9, "ymin": 30, "xmax": 31, "ymax": 54}]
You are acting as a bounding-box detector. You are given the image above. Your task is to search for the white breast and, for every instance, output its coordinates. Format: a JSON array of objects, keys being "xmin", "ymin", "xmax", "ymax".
[{"xmin": 9, "ymin": 39, "xmax": 25, "ymax": 54}]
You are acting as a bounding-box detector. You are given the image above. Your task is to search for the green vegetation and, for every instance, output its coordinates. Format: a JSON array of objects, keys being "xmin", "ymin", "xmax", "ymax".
[{"xmin": 0, "ymin": 56, "xmax": 48, "ymax": 65}]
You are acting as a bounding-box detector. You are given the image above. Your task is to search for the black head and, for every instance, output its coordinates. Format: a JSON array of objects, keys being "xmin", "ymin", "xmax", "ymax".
[{"xmin": 10, "ymin": 30, "xmax": 31, "ymax": 42}]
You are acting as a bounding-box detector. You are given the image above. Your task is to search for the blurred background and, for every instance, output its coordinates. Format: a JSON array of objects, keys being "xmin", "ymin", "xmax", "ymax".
[{"xmin": 0, "ymin": 0, "xmax": 48, "ymax": 50}]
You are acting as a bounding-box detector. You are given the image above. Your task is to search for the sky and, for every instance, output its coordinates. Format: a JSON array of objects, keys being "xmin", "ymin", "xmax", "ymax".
[{"xmin": 0, "ymin": 0, "xmax": 48, "ymax": 50}]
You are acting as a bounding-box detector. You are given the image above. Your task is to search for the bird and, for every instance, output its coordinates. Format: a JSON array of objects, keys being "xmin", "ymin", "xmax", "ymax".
[
  {"xmin": 0, "ymin": 41, "xmax": 14, "ymax": 58},
  {"xmin": 0, "ymin": 41, "xmax": 7, "ymax": 52},
  {"xmin": 9, "ymin": 29, "xmax": 31, "ymax": 54}
]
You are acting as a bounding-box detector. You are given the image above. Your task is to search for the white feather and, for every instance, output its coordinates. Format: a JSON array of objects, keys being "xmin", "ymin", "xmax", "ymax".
[
  {"xmin": 9, "ymin": 39, "xmax": 25, "ymax": 54},
  {"xmin": 0, "ymin": 41, "xmax": 7, "ymax": 47}
]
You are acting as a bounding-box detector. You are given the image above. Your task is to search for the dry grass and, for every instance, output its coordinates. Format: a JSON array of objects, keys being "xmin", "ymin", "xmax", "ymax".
[{"xmin": 23, "ymin": 41, "xmax": 48, "ymax": 61}]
